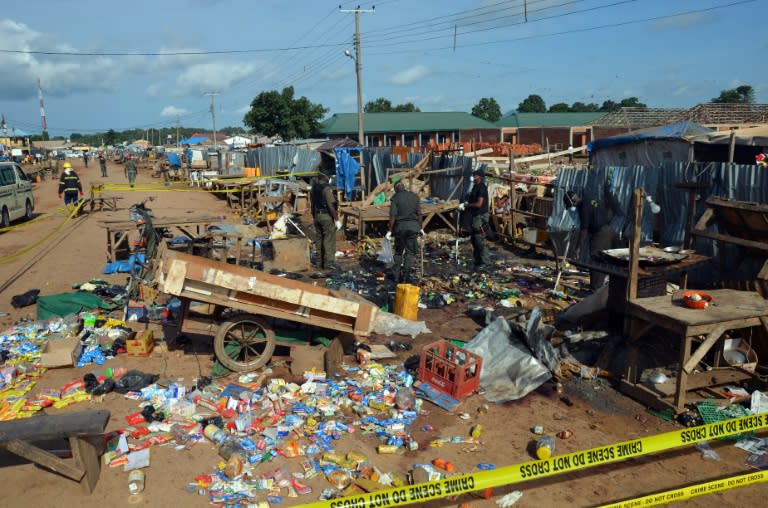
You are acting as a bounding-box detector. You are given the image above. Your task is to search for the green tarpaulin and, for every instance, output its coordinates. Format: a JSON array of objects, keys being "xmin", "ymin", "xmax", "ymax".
[{"xmin": 36, "ymin": 291, "xmax": 118, "ymax": 321}]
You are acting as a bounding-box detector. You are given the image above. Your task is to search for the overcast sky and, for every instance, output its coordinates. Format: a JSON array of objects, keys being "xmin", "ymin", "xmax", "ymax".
[{"xmin": 1, "ymin": 0, "xmax": 764, "ymax": 137}]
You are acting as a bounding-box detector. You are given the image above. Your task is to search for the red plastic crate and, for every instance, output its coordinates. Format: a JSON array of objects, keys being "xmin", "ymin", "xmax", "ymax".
[{"xmin": 418, "ymin": 340, "xmax": 482, "ymax": 400}]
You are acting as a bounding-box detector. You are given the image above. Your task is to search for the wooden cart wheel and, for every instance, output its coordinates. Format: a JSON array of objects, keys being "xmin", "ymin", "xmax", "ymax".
[{"xmin": 213, "ymin": 315, "xmax": 276, "ymax": 372}]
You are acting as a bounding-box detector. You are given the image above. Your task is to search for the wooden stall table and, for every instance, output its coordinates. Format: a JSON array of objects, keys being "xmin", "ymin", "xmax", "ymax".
[
  {"xmin": 99, "ymin": 215, "xmax": 220, "ymax": 262},
  {"xmin": 570, "ymin": 252, "xmax": 711, "ymax": 312},
  {"xmin": 339, "ymin": 200, "xmax": 460, "ymax": 241},
  {"xmin": 621, "ymin": 289, "xmax": 768, "ymax": 412}
]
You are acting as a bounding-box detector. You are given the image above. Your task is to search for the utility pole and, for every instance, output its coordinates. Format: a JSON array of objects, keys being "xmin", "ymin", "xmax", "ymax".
[
  {"xmin": 205, "ymin": 91, "xmax": 220, "ymax": 150},
  {"xmin": 340, "ymin": 5, "xmax": 374, "ymax": 147},
  {"xmin": 176, "ymin": 115, "xmax": 180, "ymax": 147}
]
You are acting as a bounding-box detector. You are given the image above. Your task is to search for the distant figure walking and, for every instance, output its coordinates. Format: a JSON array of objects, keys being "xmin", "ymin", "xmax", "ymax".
[
  {"xmin": 83, "ymin": 152, "xmax": 89, "ymax": 168},
  {"xmin": 124, "ymin": 154, "xmax": 137, "ymax": 188},
  {"xmin": 99, "ymin": 152, "xmax": 107, "ymax": 177},
  {"xmin": 58, "ymin": 162, "xmax": 83, "ymax": 213}
]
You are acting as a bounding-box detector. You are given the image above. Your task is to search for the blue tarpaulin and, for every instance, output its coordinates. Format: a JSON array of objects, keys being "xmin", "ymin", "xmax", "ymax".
[
  {"xmin": 335, "ymin": 147, "xmax": 363, "ymax": 200},
  {"xmin": 178, "ymin": 136, "xmax": 208, "ymax": 145},
  {"xmin": 588, "ymin": 120, "xmax": 713, "ymax": 152},
  {"xmin": 166, "ymin": 152, "xmax": 181, "ymax": 167}
]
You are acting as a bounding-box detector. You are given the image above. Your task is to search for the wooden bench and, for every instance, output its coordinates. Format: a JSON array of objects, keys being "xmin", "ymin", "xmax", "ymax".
[{"xmin": 0, "ymin": 410, "xmax": 110, "ymax": 493}]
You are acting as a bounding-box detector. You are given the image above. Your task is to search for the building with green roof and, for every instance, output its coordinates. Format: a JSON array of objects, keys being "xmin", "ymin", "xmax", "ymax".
[{"xmin": 319, "ymin": 112, "xmax": 499, "ymax": 148}]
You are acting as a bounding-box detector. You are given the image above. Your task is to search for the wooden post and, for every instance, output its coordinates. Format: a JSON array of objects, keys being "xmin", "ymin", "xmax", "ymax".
[{"xmin": 626, "ymin": 188, "xmax": 644, "ymax": 302}]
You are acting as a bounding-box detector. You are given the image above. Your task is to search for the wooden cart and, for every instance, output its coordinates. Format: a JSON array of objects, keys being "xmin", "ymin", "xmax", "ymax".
[{"xmin": 153, "ymin": 246, "xmax": 378, "ymax": 372}]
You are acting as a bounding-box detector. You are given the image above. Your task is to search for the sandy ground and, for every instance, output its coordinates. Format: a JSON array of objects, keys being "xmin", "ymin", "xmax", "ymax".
[{"xmin": 0, "ymin": 158, "xmax": 764, "ymax": 507}]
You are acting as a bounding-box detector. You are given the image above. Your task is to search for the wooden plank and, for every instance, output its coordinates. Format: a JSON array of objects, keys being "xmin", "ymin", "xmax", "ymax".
[
  {"xmin": 682, "ymin": 324, "xmax": 729, "ymax": 374},
  {"xmin": 691, "ymin": 229, "xmax": 768, "ymax": 252},
  {"xmin": 164, "ymin": 259, "xmax": 188, "ymax": 296},
  {"xmin": 70, "ymin": 436, "xmax": 101, "ymax": 493},
  {"xmin": 0, "ymin": 410, "xmax": 110, "ymax": 443},
  {"xmin": 627, "ymin": 189, "xmax": 644, "ymax": 301},
  {"xmin": 2, "ymin": 440, "xmax": 85, "ymax": 481},
  {"xmin": 693, "ymin": 207, "xmax": 714, "ymax": 231}
]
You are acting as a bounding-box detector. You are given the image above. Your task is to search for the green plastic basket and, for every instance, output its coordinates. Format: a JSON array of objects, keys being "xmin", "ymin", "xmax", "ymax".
[{"xmin": 696, "ymin": 400, "xmax": 754, "ymax": 441}]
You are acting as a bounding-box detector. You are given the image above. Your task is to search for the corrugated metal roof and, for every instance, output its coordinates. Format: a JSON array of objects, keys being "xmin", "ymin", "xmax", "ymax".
[
  {"xmin": 496, "ymin": 112, "xmax": 606, "ymax": 128},
  {"xmin": 591, "ymin": 107, "xmax": 686, "ymax": 128},
  {"xmin": 320, "ymin": 112, "xmax": 496, "ymax": 134}
]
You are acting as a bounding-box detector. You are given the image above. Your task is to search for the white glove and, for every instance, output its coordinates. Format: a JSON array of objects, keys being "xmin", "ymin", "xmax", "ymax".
[
  {"xmin": 385, "ymin": 231, "xmax": 392, "ymax": 241},
  {"xmin": 458, "ymin": 202, "xmax": 467, "ymax": 212},
  {"xmin": 335, "ymin": 220, "xmax": 342, "ymax": 231},
  {"xmin": 419, "ymin": 229, "xmax": 425, "ymax": 236}
]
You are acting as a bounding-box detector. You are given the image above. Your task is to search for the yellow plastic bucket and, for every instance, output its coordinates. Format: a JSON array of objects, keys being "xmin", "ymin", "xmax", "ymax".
[
  {"xmin": 244, "ymin": 167, "xmax": 256, "ymax": 177},
  {"xmin": 394, "ymin": 283, "xmax": 420, "ymax": 321}
]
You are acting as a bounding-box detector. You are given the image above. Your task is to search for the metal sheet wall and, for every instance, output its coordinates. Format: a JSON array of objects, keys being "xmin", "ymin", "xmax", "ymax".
[
  {"xmin": 245, "ymin": 146, "xmax": 320, "ymax": 176},
  {"xmin": 551, "ymin": 162, "xmax": 768, "ymax": 282}
]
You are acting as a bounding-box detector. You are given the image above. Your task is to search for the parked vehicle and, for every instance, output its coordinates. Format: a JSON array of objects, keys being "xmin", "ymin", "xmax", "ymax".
[{"xmin": 0, "ymin": 162, "xmax": 34, "ymax": 228}]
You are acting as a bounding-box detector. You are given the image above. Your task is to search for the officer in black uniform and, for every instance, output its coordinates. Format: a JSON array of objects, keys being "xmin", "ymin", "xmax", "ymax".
[
  {"xmin": 567, "ymin": 187, "xmax": 623, "ymax": 289},
  {"xmin": 386, "ymin": 179, "xmax": 423, "ymax": 283},
  {"xmin": 311, "ymin": 173, "xmax": 342, "ymax": 270},
  {"xmin": 459, "ymin": 169, "xmax": 491, "ymax": 271}
]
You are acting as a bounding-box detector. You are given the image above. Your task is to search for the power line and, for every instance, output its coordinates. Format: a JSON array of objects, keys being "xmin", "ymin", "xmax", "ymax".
[{"xmin": 366, "ymin": 0, "xmax": 755, "ymax": 55}]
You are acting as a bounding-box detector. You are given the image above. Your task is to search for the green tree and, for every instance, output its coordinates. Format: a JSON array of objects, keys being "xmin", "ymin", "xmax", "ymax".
[
  {"xmin": 517, "ymin": 94, "xmax": 546, "ymax": 113},
  {"xmin": 712, "ymin": 85, "xmax": 754, "ymax": 104},
  {"xmin": 600, "ymin": 100, "xmax": 619, "ymax": 112},
  {"xmin": 618, "ymin": 97, "xmax": 647, "ymax": 108},
  {"xmin": 70, "ymin": 133, "xmax": 83, "ymax": 140},
  {"xmin": 364, "ymin": 98, "xmax": 392, "ymax": 112},
  {"xmin": 243, "ymin": 86, "xmax": 327, "ymax": 139},
  {"xmin": 570, "ymin": 102, "xmax": 600, "ymax": 112},
  {"xmin": 104, "ymin": 129, "xmax": 118, "ymax": 146},
  {"xmin": 471, "ymin": 97, "xmax": 502, "ymax": 122},
  {"xmin": 548, "ymin": 103, "xmax": 570, "ymax": 112},
  {"xmin": 392, "ymin": 102, "xmax": 420, "ymax": 112},
  {"xmin": 364, "ymin": 97, "xmax": 420, "ymax": 113}
]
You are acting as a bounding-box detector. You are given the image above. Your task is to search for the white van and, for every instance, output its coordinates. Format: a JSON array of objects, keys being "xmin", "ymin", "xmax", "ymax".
[{"xmin": 0, "ymin": 162, "xmax": 35, "ymax": 228}]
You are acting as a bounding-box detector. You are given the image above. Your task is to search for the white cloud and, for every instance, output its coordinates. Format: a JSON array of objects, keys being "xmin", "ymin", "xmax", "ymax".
[
  {"xmin": 653, "ymin": 12, "xmax": 714, "ymax": 31},
  {"xmin": 0, "ymin": 19, "xmax": 120, "ymax": 100},
  {"xmin": 173, "ymin": 61, "xmax": 258, "ymax": 96},
  {"xmin": 235, "ymin": 104, "xmax": 251, "ymax": 116},
  {"xmin": 389, "ymin": 65, "xmax": 431, "ymax": 86},
  {"xmin": 161, "ymin": 105, "xmax": 188, "ymax": 117}
]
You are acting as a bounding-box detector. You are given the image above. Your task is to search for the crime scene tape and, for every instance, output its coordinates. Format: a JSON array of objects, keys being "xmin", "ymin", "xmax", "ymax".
[
  {"xmin": 299, "ymin": 413, "xmax": 768, "ymax": 508},
  {"xmin": 598, "ymin": 470, "xmax": 767, "ymax": 507}
]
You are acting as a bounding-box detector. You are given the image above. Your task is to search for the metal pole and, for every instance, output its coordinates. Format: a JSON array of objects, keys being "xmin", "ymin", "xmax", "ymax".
[
  {"xmin": 354, "ymin": 11, "xmax": 364, "ymax": 147},
  {"xmin": 340, "ymin": 6, "xmax": 374, "ymax": 147}
]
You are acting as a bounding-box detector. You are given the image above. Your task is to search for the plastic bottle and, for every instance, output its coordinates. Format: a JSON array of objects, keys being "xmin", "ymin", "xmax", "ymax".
[
  {"xmin": 471, "ymin": 424, "xmax": 483, "ymax": 439},
  {"xmin": 128, "ymin": 469, "xmax": 145, "ymax": 494},
  {"xmin": 536, "ymin": 436, "xmax": 555, "ymax": 460},
  {"xmin": 171, "ymin": 424, "xmax": 190, "ymax": 447},
  {"xmin": 394, "ymin": 387, "xmax": 416, "ymax": 410}
]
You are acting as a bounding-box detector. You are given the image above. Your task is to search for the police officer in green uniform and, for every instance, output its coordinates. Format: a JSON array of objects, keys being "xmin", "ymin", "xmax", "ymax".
[
  {"xmin": 124, "ymin": 154, "xmax": 137, "ymax": 188},
  {"xmin": 386, "ymin": 179, "xmax": 423, "ymax": 283},
  {"xmin": 311, "ymin": 173, "xmax": 342, "ymax": 270},
  {"xmin": 459, "ymin": 169, "xmax": 491, "ymax": 271}
]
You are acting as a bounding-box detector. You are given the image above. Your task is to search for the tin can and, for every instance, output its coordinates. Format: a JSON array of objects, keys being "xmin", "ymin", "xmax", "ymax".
[{"xmin": 377, "ymin": 444, "xmax": 398, "ymax": 454}]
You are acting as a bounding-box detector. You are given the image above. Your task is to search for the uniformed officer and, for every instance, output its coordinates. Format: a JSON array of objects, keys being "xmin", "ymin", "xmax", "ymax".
[
  {"xmin": 58, "ymin": 161, "xmax": 83, "ymax": 212},
  {"xmin": 386, "ymin": 179, "xmax": 423, "ymax": 283},
  {"xmin": 311, "ymin": 173, "xmax": 342, "ymax": 270},
  {"xmin": 459, "ymin": 169, "xmax": 491, "ymax": 271}
]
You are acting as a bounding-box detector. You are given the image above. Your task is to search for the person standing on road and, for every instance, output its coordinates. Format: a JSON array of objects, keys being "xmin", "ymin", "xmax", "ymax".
[
  {"xmin": 386, "ymin": 179, "xmax": 423, "ymax": 283},
  {"xmin": 83, "ymin": 152, "xmax": 89, "ymax": 168},
  {"xmin": 124, "ymin": 154, "xmax": 137, "ymax": 188},
  {"xmin": 459, "ymin": 169, "xmax": 491, "ymax": 271},
  {"xmin": 58, "ymin": 161, "xmax": 83, "ymax": 212},
  {"xmin": 311, "ymin": 173, "xmax": 342, "ymax": 271},
  {"xmin": 98, "ymin": 152, "xmax": 107, "ymax": 177}
]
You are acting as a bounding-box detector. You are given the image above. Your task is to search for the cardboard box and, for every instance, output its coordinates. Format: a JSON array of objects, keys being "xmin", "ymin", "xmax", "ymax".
[
  {"xmin": 40, "ymin": 336, "xmax": 83, "ymax": 368},
  {"xmin": 126, "ymin": 330, "xmax": 154, "ymax": 356}
]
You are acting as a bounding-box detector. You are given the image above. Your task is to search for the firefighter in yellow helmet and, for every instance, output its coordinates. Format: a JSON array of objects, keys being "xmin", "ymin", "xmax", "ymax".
[{"xmin": 58, "ymin": 161, "xmax": 83, "ymax": 211}]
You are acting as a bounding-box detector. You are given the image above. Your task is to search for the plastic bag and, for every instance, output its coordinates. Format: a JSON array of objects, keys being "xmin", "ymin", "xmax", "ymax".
[
  {"xmin": 114, "ymin": 370, "xmax": 159, "ymax": 394},
  {"xmin": 377, "ymin": 238, "xmax": 394, "ymax": 264}
]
